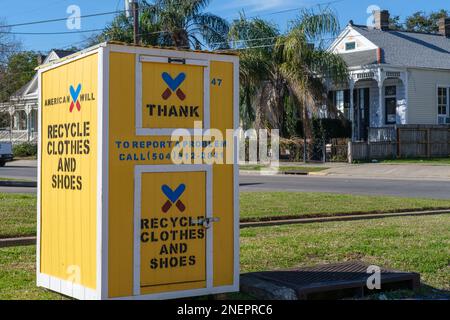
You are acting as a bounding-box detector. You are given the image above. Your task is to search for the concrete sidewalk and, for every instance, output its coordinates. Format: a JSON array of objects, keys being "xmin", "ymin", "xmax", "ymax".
[
  {"xmin": 322, "ymin": 163, "xmax": 450, "ymax": 181},
  {"xmin": 246, "ymin": 162, "xmax": 450, "ymax": 181}
]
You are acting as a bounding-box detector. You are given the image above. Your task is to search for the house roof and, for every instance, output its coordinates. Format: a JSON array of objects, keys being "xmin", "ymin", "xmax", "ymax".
[
  {"xmin": 339, "ymin": 48, "xmax": 378, "ymax": 68},
  {"xmin": 51, "ymin": 49, "xmax": 77, "ymax": 59},
  {"xmin": 349, "ymin": 24, "xmax": 450, "ymax": 70}
]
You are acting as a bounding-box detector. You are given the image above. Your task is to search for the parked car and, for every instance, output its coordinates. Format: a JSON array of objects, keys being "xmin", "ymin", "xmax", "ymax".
[{"xmin": 0, "ymin": 142, "xmax": 13, "ymax": 166}]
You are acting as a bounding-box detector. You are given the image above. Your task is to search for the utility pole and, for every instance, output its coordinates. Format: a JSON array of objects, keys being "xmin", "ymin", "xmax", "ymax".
[{"xmin": 125, "ymin": 0, "xmax": 139, "ymax": 45}]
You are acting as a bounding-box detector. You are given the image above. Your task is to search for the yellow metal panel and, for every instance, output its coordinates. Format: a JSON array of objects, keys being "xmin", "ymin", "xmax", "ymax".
[
  {"xmin": 40, "ymin": 53, "xmax": 98, "ymax": 289},
  {"xmin": 108, "ymin": 52, "xmax": 135, "ymax": 297},
  {"xmin": 140, "ymin": 172, "xmax": 206, "ymax": 294},
  {"xmin": 108, "ymin": 52, "xmax": 236, "ymax": 298},
  {"xmin": 210, "ymin": 61, "xmax": 235, "ymax": 287},
  {"xmin": 141, "ymin": 62, "xmax": 204, "ymax": 128}
]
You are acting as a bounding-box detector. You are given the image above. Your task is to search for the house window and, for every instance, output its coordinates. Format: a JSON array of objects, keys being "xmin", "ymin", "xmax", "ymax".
[
  {"xmin": 335, "ymin": 90, "xmax": 344, "ymax": 114},
  {"xmin": 334, "ymin": 90, "xmax": 350, "ymax": 119},
  {"xmin": 12, "ymin": 111, "xmax": 27, "ymax": 130},
  {"xmin": 437, "ymin": 87, "xmax": 449, "ymax": 124},
  {"xmin": 345, "ymin": 42, "xmax": 356, "ymax": 51},
  {"xmin": 30, "ymin": 109, "xmax": 38, "ymax": 131},
  {"xmin": 385, "ymin": 85, "xmax": 397, "ymax": 124}
]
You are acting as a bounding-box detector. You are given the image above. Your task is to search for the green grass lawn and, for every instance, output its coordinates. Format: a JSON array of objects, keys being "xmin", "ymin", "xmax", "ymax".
[
  {"xmin": 0, "ymin": 246, "xmax": 64, "ymax": 300},
  {"xmin": 381, "ymin": 157, "xmax": 450, "ymax": 165},
  {"xmin": 239, "ymin": 164, "xmax": 328, "ymax": 172},
  {"xmin": 241, "ymin": 214, "xmax": 450, "ymax": 297},
  {"xmin": 240, "ymin": 192, "xmax": 450, "ymax": 221},
  {"xmin": 1, "ymin": 215, "xmax": 448, "ymax": 299},
  {"xmin": 2, "ymin": 192, "xmax": 450, "ymax": 238},
  {"xmin": 0, "ymin": 193, "xmax": 36, "ymax": 238}
]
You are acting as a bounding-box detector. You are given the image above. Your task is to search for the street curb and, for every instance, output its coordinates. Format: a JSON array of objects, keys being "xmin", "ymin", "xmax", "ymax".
[
  {"xmin": 3, "ymin": 210, "xmax": 450, "ymax": 248},
  {"xmin": 239, "ymin": 170, "xmax": 309, "ymax": 176},
  {"xmin": 240, "ymin": 209, "xmax": 450, "ymax": 228},
  {"xmin": 0, "ymin": 180, "xmax": 36, "ymax": 187},
  {"xmin": 0, "ymin": 236, "xmax": 36, "ymax": 248}
]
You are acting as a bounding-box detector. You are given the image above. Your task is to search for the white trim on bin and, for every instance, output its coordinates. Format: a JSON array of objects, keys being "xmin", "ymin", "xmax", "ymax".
[
  {"xmin": 37, "ymin": 273, "xmax": 98, "ymax": 300},
  {"xmin": 135, "ymin": 54, "xmax": 210, "ymax": 136},
  {"xmin": 101, "ymin": 45, "xmax": 110, "ymax": 300},
  {"xmin": 133, "ymin": 164, "xmax": 213, "ymax": 298},
  {"xmin": 109, "ymin": 44, "xmax": 238, "ymax": 64},
  {"xmin": 232, "ymin": 60, "xmax": 240, "ymax": 289},
  {"xmin": 110, "ymin": 284, "xmax": 237, "ymax": 300},
  {"xmin": 36, "ymin": 67, "xmax": 42, "ymax": 284},
  {"xmin": 96, "ymin": 45, "xmax": 103, "ymax": 300},
  {"xmin": 37, "ymin": 48, "xmax": 103, "ymax": 74},
  {"xmin": 139, "ymin": 55, "xmax": 209, "ymax": 67}
]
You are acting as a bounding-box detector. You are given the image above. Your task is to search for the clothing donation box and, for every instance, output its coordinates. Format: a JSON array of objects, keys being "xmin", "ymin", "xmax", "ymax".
[{"xmin": 37, "ymin": 42, "xmax": 239, "ymax": 300}]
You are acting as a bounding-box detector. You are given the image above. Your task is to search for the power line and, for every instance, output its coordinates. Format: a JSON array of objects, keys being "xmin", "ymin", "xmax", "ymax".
[
  {"xmin": 1, "ymin": 0, "xmax": 448, "ymax": 53},
  {"xmin": 0, "ymin": 29, "xmax": 105, "ymax": 35},
  {"xmin": 1, "ymin": 0, "xmax": 345, "ymax": 30},
  {"xmin": 0, "ymin": 10, "xmax": 123, "ymax": 29}
]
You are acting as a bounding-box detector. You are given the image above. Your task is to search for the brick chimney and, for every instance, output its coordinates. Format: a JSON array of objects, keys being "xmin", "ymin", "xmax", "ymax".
[
  {"xmin": 37, "ymin": 54, "xmax": 46, "ymax": 65},
  {"xmin": 438, "ymin": 17, "xmax": 450, "ymax": 37},
  {"xmin": 373, "ymin": 10, "xmax": 390, "ymax": 31}
]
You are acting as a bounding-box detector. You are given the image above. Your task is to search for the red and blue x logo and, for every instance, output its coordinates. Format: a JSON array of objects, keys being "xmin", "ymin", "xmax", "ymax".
[
  {"xmin": 161, "ymin": 183, "xmax": 186, "ymax": 213},
  {"xmin": 161, "ymin": 72, "xmax": 186, "ymax": 100},
  {"xmin": 69, "ymin": 84, "xmax": 82, "ymax": 112}
]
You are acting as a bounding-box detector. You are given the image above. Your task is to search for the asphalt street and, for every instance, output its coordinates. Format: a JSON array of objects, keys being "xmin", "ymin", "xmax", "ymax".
[
  {"xmin": 0, "ymin": 160, "xmax": 37, "ymax": 181},
  {"xmin": 1, "ymin": 160, "xmax": 450, "ymax": 199},
  {"xmin": 240, "ymin": 174, "xmax": 450, "ymax": 199},
  {"xmin": 0, "ymin": 186, "xmax": 36, "ymax": 194}
]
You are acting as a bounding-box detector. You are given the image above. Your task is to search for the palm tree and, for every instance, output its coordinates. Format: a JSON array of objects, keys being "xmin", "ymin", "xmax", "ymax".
[
  {"xmin": 229, "ymin": 14, "xmax": 279, "ymax": 129},
  {"xmin": 93, "ymin": 0, "xmax": 229, "ymax": 50},
  {"xmin": 230, "ymin": 7, "xmax": 348, "ymax": 137}
]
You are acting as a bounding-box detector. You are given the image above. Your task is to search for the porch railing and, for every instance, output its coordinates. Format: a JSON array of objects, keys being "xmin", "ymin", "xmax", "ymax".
[
  {"xmin": 368, "ymin": 127, "xmax": 396, "ymax": 142},
  {"xmin": 0, "ymin": 130, "xmax": 38, "ymax": 143}
]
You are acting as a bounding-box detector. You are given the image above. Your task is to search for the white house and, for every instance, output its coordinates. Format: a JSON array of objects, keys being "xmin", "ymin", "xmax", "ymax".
[
  {"xmin": 0, "ymin": 49, "xmax": 75, "ymax": 142},
  {"xmin": 328, "ymin": 10, "xmax": 450, "ymax": 141}
]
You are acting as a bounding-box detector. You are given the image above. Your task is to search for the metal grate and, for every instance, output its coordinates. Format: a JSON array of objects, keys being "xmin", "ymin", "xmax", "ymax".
[{"xmin": 241, "ymin": 261, "xmax": 420, "ymax": 300}]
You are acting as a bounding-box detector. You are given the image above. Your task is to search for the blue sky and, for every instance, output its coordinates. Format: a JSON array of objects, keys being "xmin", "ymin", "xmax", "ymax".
[{"xmin": 1, "ymin": 0, "xmax": 449, "ymax": 52}]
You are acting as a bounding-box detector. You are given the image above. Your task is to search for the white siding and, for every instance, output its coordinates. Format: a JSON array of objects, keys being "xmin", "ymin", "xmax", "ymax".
[
  {"xmin": 408, "ymin": 68, "xmax": 450, "ymax": 124},
  {"xmin": 331, "ymin": 26, "xmax": 378, "ymax": 54}
]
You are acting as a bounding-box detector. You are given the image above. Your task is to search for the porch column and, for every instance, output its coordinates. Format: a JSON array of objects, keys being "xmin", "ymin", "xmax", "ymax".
[
  {"xmin": 377, "ymin": 69, "xmax": 385, "ymax": 127},
  {"xmin": 401, "ymin": 71, "xmax": 409, "ymax": 124},
  {"xmin": 378, "ymin": 82, "xmax": 383, "ymax": 127},
  {"xmin": 25, "ymin": 105, "xmax": 32, "ymax": 142},
  {"xmin": 349, "ymin": 80, "xmax": 355, "ymax": 141},
  {"xmin": 8, "ymin": 106, "xmax": 14, "ymax": 143}
]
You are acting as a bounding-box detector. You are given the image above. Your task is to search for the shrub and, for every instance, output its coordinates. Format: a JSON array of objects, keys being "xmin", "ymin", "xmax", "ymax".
[
  {"xmin": 295, "ymin": 118, "xmax": 352, "ymax": 141},
  {"xmin": 13, "ymin": 142, "xmax": 37, "ymax": 157}
]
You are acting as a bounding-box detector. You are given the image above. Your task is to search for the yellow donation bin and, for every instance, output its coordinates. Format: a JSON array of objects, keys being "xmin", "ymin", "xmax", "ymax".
[{"xmin": 37, "ymin": 42, "xmax": 239, "ymax": 300}]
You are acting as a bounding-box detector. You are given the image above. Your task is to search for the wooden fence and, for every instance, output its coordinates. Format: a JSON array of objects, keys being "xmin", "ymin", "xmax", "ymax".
[{"xmin": 348, "ymin": 125, "xmax": 450, "ymax": 162}]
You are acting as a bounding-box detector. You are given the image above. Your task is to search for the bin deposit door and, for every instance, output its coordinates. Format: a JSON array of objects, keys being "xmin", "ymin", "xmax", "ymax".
[
  {"xmin": 136, "ymin": 55, "xmax": 209, "ymax": 135},
  {"xmin": 134, "ymin": 165, "xmax": 213, "ymax": 295}
]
